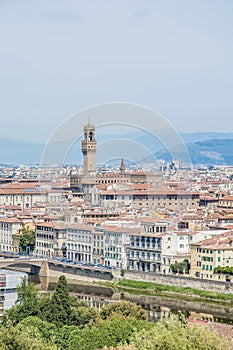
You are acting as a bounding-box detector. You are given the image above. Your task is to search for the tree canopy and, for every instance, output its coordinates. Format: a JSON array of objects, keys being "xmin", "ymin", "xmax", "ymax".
[
  {"xmin": 42, "ymin": 275, "xmax": 72, "ymax": 328},
  {"xmin": 170, "ymin": 259, "xmax": 190, "ymax": 274},
  {"xmin": 2, "ymin": 275, "xmax": 231, "ymax": 350},
  {"xmin": 100, "ymin": 300, "xmax": 148, "ymax": 320},
  {"xmin": 19, "ymin": 227, "xmax": 35, "ymax": 252},
  {"xmin": 214, "ymin": 266, "xmax": 233, "ymax": 275}
]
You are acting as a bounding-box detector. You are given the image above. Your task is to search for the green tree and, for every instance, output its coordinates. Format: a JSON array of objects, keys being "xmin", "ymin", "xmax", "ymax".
[
  {"xmin": 66, "ymin": 316, "xmax": 151, "ymax": 350},
  {"xmin": 56, "ymin": 325, "xmax": 79, "ymax": 350},
  {"xmin": 100, "ymin": 300, "xmax": 147, "ymax": 321},
  {"xmin": 170, "ymin": 259, "xmax": 190, "ymax": 274},
  {"xmin": 16, "ymin": 277, "xmax": 38, "ymax": 305},
  {"xmin": 214, "ymin": 266, "xmax": 233, "ymax": 275},
  {"xmin": 59, "ymin": 215, "xmax": 66, "ymax": 222},
  {"xmin": 3, "ymin": 278, "xmax": 40, "ymax": 325},
  {"xmin": 19, "ymin": 227, "xmax": 35, "ymax": 252},
  {"xmin": 70, "ymin": 305, "xmax": 99, "ymax": 328},
  {"xmin": 17, "ymin": 316, "xmax": 58, "ymax": 344},
  {"xmin": 130, "ymin": 317, "xmax": 231, "ymax": 350},
  {"xmin": 44, "ymin": 275, "xmax": 72, "ymax": 328},
  {"xmin": 0, "ymin": 324, "xmax": 57, "ymax": 350}
]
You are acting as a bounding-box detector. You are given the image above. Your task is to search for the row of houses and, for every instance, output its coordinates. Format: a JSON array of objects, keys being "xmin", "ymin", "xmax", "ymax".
[
  {"xmin": 34, "ymin": 218, "xmax": 233, "ymax": 281},
  {"xmin": 0, "ymin": 183, "xmax": 64, "ymax": 209},
  {"xmin": 35, "ymin": 220, "xmax": 168, "ymax": 270},
  {"xmin": 1, "ymin": 211, "xmax": 231, "ymax": 281}
]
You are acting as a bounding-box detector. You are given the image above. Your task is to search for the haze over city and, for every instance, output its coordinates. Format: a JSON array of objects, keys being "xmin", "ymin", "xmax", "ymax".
[
  {"xmin": 1, "ymin": 0, "xmax": 233, "ymax": 143},
  {"xmin": 1, "ymin": 2, "xmax": 233, "ymax": 348}
]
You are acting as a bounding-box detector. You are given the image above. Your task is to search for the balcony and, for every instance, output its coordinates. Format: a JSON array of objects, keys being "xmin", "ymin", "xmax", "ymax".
[
  {"xmin": 130, "ymin": 245, "xmax": 161, "ymax": 251},
  {"xmin": 130, "ymin": 256, "xmax": 161, "ymax": 263}
]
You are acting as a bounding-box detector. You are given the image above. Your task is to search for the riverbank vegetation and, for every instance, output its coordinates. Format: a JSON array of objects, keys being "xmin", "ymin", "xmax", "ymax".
[
  {"xmin": 1, "ymin": 276, "xmax": 231, "ymax": 350},
  {"xmin": 114, "ymin": 279, "xmax": 233, "ymax": 305}
]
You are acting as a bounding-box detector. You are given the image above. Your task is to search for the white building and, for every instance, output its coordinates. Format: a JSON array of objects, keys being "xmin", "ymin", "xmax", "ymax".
[
  {"xmin": 160, "ymin": 229, "xmax": 229, "ymax": 274},
  {"xmin": 66, "ymin": 224, "xmax": 93, "ymax": 263},
  {"xmin": 0, "ymin": 217, "xmax": 22, "ymax": 252},
  {"xmin": 35, "ymin": 222, "xmax": 67, "ymax": 258},
  {"xmin": 103, "ymin": 226, "xmax": 132, "ymax": 269},
  {"xmin": 0, "ymin": 269, "xmax": 27, "ymax": 317}
]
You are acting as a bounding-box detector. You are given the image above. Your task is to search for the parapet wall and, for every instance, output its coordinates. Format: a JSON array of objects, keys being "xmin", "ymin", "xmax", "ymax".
[
  {"xmin": 123, "ymin": 270, "xmax": 233, "ymax": 294},
  {"xmin": 37, "ymin": 260, "xmax": 233, "ymax": 294}
]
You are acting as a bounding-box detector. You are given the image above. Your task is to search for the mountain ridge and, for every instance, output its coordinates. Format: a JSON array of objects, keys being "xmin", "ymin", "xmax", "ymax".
[{"xmin": 0, "ymin": 132, "xmax": 233, "ymax": 165}]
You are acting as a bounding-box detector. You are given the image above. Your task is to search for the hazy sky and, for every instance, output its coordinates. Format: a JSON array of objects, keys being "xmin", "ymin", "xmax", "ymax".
[{"xmin": 0, "ymin": 0, "xmax": 233, "ymax": 142}]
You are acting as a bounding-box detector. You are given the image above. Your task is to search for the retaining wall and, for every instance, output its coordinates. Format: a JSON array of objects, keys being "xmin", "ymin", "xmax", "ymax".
[{"xmin": 123, "ymin": 270, "xmax": 233, "ymax": 294}]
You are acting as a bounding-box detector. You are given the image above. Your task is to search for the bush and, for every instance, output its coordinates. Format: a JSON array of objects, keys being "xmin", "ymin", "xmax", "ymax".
[
  {"xmin": 130, "ymin": 317, "xmax": 231, "ymax": 350},
  {"xmin": 100, "ymin": 301, "xmax": 147, "ymax": 321}
]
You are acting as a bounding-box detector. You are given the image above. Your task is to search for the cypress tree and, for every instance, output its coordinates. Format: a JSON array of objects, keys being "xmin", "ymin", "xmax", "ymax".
[{"xmin": 45, "ymin": 275, "xmax": 71, "ymax": 328}]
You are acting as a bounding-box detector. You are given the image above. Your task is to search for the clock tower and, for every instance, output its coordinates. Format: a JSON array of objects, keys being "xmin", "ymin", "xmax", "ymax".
[{"xmin": 81, "ymin": 122, "xmax": 96, "ymax": 176}]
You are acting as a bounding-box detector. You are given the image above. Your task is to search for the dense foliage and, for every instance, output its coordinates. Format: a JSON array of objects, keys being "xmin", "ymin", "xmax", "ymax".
[
  {"xmin": 19, "ymin": 227, "xmax": 35, "ymax": 252},
  {"xmin": 1, "ymin": 275, "xmax": 231, "ymax": 350},
  {"xmin": 100, "ymin": 299, "xmax": 147, "ymax": 320},
  {"xmin": 170, "ymin": 259, "xmax": 190, "ymax": 274},
  {"xmin": 214, "ymin": 266, "xmax": 233, "ymax": 275},
  {"xmin": 129, "ymin": 317, "xmax": 231, "ymax": 350}
]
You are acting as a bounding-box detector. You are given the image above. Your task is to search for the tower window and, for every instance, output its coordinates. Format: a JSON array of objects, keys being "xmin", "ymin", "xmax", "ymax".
[{"xmin": 88, "ymin": 131, "xmax": 93, "ymax": 141}]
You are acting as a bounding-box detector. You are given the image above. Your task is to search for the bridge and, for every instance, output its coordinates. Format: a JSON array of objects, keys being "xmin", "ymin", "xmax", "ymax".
[{"xmin": 0, "ymin": 258, "xmax": 116, "ymax": 281}]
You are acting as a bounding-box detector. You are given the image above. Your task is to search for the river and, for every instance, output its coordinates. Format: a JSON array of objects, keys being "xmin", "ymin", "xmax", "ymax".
[{"xmin": 29, "ymin": 275, "xmax": 233, "ymax": 325}]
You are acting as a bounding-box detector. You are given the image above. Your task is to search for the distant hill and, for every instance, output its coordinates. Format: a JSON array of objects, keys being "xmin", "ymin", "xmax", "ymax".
[
  {"xmin": 0, "ymin": 138, "xmax": 44, "ymax": 165},
  {"xmin": 155, "ymin": 139, "xmax": 233, "ymax": 165},
  {"xmin": 180, "ymin": 132, "xmax": 233, "ymax": 144},
  {"xmin": 1, "ymin": 132, "xmax": 233, "ymax": 165}
]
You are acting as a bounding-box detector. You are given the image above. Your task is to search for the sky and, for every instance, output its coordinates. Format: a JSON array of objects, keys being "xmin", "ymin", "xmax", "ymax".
[{"xmin": 0, "ymin": 0, "xmax": 233, "ymax": 142}]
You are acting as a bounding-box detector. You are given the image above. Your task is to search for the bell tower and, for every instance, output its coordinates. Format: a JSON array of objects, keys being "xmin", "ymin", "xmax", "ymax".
[{"xmin": 81, "ymin": 122, "xmax": 96, "ymax": 176}]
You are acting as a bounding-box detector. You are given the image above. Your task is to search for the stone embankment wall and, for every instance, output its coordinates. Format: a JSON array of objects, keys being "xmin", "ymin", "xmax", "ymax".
[
  {"xmin": 39, "ymin": 260, "xmax": 114, "ymax": 282},
  {"xmin": 121, "ymin": 292, "xmax": 233, "ymax": 321},
  {"xmin": 37, "ymin": 260, "xmax": 233, "ymax": 294},
  {"xmin": 123, "ymin": 270, "xmax": 233, "ymax": 294}
]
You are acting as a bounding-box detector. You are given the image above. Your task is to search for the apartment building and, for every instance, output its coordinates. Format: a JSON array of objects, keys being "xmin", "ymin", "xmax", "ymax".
[
  {"xmin": 0, "ymin": 269, "xmax": 27, "ymax": 317},
  {"xmin": 129, "ymin": 221, "xmax": 167, "ymax": 272},
  {"xmin": 92, "ymin": 227, "xmax": 104, "ymax": 265},
  {"xmin": 218, "ymin": 196, "xmax": 233, "ymax": 209},
  {"xmin": 0, "ymin": 185, "xmax": 47, "ymax": 209},
  {"xmin": 99, "ymin": 186, "xmax": 200, "ymax": 211},
  {"xmin": 103, "ymin": 226, "xmax": 132, "ymax": 269},
  {"xmin": 0, "ymin": 218, "xmax": 22, "ymax": 252},
  {"xmin": 160, "ymin": 231, "xmax": 190, "ymax": 274},
  {"xmin": 35, "ymin": 222, "xmax": 67, "ymax": 258},
  {"xmin": 190, "ymin": 231, "xmax": 233, "ymax": 280},
  {"xmin": 0, "ymin": 183, "xmax": 64, "ymax": 210},
  {"xmin": 66, "ymin": 225, "xmax": 93, "ymax": 263}
]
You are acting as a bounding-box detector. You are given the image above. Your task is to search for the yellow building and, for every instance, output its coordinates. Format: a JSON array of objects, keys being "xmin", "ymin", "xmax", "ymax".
[{"xmin": 190, "ymin": 231, "xmax": 233, "ymax": 281}]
